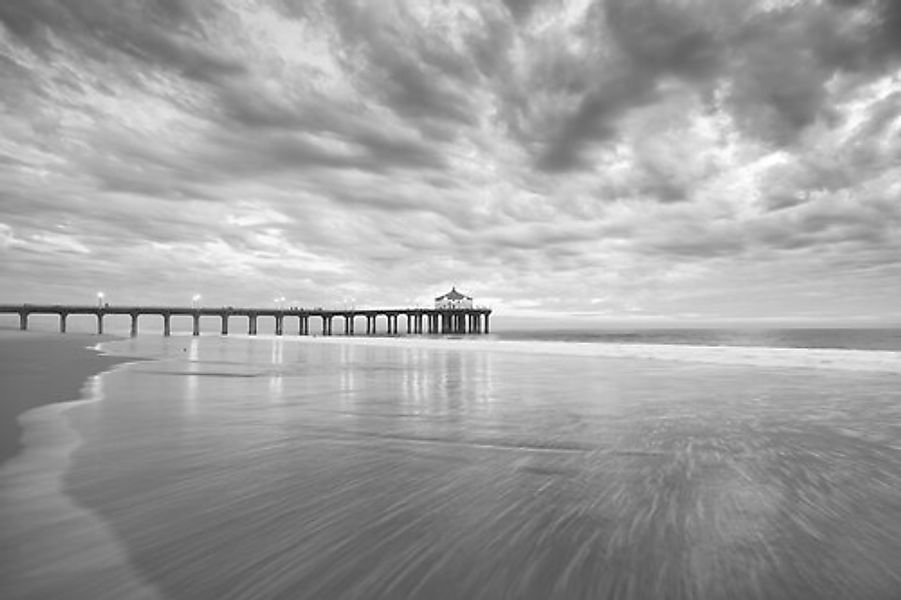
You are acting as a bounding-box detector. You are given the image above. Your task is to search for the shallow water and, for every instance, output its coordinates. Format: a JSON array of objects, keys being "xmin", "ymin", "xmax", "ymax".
[{"xmin": 3, "ymin": 336, "xmax": 901, "ymax": 599}]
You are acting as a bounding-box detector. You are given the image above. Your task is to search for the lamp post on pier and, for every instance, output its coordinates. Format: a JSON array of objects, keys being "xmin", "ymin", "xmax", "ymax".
[{"xmin": 191, "ymin": 294, "xmax": 202, "ymax": 336}]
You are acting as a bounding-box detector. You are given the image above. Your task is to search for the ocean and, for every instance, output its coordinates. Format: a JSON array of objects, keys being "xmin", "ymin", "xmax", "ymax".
[
  {"xmin": 494, "ymin": 326, "xmax": 901, "ymax": 352},
  {"xmin": 2, "ymin": 330, "xmax": 901, "ymax": 599}
]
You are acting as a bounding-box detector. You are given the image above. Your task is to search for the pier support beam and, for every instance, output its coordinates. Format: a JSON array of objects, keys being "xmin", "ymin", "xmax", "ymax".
[
  {"xmin": 130, "ymin": 314, "xmax": 138, "ymax": 337},
  {"xmin": 221, "ymin": 315, "xmax": 229, "ymax": 335},
  {"xmin": 249, "ymin": 315, "xmax": 257, "ymax": 336},
  {"xmin": 484, "ymin": 314, "xmax": 489, "ymax": 334},
  {"xmin": 59, "ymin": 313, "xmax": 67, "ymax": 333},
  {"xmin": 163, "ymin": 314, "xmax": 171, "ymax": 337},
  {"xmin": 96, "ymin": 313, "xmax": 104, "ymax": 335},
  {"xmin": 19, "ymin": 312, "xmax": 27, "ymax": 331},
  {"xmin": 275, "ymin": 315, "xmax": 284, "ymax": 336},
  {"xmin": 192, "ymin": 314, "xmax": 200, "ymax": 336}
]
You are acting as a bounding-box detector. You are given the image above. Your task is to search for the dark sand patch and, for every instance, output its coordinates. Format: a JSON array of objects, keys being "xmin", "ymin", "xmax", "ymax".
[{"xmin": 0, "ymin": 329, "xmax": 132, "ymax": 465}]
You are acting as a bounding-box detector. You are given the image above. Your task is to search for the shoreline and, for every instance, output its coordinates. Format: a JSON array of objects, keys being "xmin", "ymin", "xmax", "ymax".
[
  {"xmin": 0, "ymin": 329, "xmax": 132, "ymax": 466},
  {"xmin": 0, "ymin": 350, "xmax": 165, "ymax": 599}
]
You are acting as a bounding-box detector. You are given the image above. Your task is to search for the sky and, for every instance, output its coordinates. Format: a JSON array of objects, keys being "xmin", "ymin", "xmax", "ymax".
[{"xmin": 1, "ymin": 0, "xmax": 900, "ymax": 326}]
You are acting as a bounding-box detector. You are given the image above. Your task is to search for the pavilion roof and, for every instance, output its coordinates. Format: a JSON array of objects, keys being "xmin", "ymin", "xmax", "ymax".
[{"xmin": 435, "ymin": 286, "xmax": 471, "ymax": 301}]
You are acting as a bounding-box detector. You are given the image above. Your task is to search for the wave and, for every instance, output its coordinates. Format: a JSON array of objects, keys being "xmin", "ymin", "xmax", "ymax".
[
  {"xmin": 257, "ymin": 334, "xmax": 901, "ymax": 374},
  {"xmin": 0, "ymin": 364, "xmax": 165, "ymax": 600}
]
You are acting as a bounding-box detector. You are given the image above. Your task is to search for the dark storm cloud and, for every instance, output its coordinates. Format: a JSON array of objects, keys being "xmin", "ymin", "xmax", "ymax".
[
  {"xmin": 727, "ymin": 22, "xmax": 828, "ymax": 144},
  {"xmin": 603, "ymin": 0, "xmax": 721, "ymax": 78},
  {"xmin": 639, "ymin": 187, "xmax": 901, "ymax": 264},
  {"xmin": 199, "ymin": 129, "xmax": 445, "ymax": 177},
  {"xmin": 724, "ymin": 0, "xmax": 901, "ymax": 145},
  {"xmin": 325, "ymin": 2, "xmax": 480, "ymax": 130},
  {"xmin": 536, "ymin": 71, "xmax": 658, "ymax": 172},
  {"xmin": 822, "ymin": 0, "xmax": 901, "ymax": 66},
  {"xmin": 0, "ymin": 0, "xmax": 245, "ymax": 82},
  {"xmin": 502, "ymin": 0, "xmax": 551, "ymax": 22},
  {"xmin": 532, "ymin": 0, "xmax": 901, "ymax": 173},
  {"xmin": 535, "ymin": 0, "xmax": 722, "ymax": 172}
]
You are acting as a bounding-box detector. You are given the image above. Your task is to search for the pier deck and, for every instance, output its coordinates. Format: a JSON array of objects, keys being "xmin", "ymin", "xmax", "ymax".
[{"xmin": 0, "ymin": 304, "xmax": 491, "ymax": 336}]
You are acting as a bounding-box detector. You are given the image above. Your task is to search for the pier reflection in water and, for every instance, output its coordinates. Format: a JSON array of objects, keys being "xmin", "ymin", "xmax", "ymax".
[{"xmin": 2, "ymin": 336, "xmax": 900, "ymax": 599}]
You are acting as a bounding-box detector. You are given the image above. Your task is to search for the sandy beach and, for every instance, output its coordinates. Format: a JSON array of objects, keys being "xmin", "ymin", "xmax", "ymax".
[
  {"xmin": 1, "ymin": 332, "xmax": 900, "ymax": 598},
  {"xmin": 0, "ymin": 329, "xmax": 130, "ymax": 465}
]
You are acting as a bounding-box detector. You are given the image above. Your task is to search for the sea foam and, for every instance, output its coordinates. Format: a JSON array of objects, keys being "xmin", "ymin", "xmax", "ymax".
[{"xmin": 252, "ymin": 334, "xmax": 901, "ymax": 374}]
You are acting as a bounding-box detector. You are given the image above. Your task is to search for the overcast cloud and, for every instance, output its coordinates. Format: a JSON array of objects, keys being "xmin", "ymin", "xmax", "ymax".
[{"xmin": 1, "ymin": 0, "xmax": 899, "ymax": 324}]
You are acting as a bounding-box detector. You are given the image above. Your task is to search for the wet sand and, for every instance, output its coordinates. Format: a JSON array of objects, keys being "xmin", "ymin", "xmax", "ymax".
[
  {"xmin": 61, "ymin": 337, "xmax": 901, "ymax": 598},
  {"xmin": 3, "ymin": 333, "xmax": 901, "ymax": 598},
  {"xmin": 0, "ymin": 329, "xmax": 130, "ymax": 465}
]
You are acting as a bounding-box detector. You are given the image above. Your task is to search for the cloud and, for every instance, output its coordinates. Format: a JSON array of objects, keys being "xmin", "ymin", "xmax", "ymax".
[
  {"xmin": 0, "ymin": 0, "xmax": 899, "ymax": 321},
  {"xmin": 0, "ymin": 0, "xmax": 245, "ymax": 81},
  {"xmin": 533, "ymin": 0, "xmax": 726, "ymax": 172}
]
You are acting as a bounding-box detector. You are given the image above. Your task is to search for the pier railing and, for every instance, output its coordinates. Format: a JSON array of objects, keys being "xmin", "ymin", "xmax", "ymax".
[{"xmin": 0, "ymin": 304, "xmax": 491, "ymax": 336}]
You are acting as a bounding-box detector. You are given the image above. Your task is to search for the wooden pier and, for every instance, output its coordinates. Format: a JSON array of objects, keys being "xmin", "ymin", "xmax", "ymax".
[{"xmin": 0, "ymin": 304, "xmax": 491, "ymax": 337}]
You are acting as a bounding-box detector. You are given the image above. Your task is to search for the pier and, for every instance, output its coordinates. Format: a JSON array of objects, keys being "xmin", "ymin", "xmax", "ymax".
[{"xmin": 0, "ymin": 304, "xmax": 491, "ymax": 337}]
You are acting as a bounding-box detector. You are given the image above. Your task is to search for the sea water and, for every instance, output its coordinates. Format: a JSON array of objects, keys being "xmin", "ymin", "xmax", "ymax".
[
  {"xmin": 494, "ymin": 327, "xmax": 901, "ymax": 352},
  {"xmin": 2, "ymin": 334, "xmax": 901, "ymax": 599}
]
